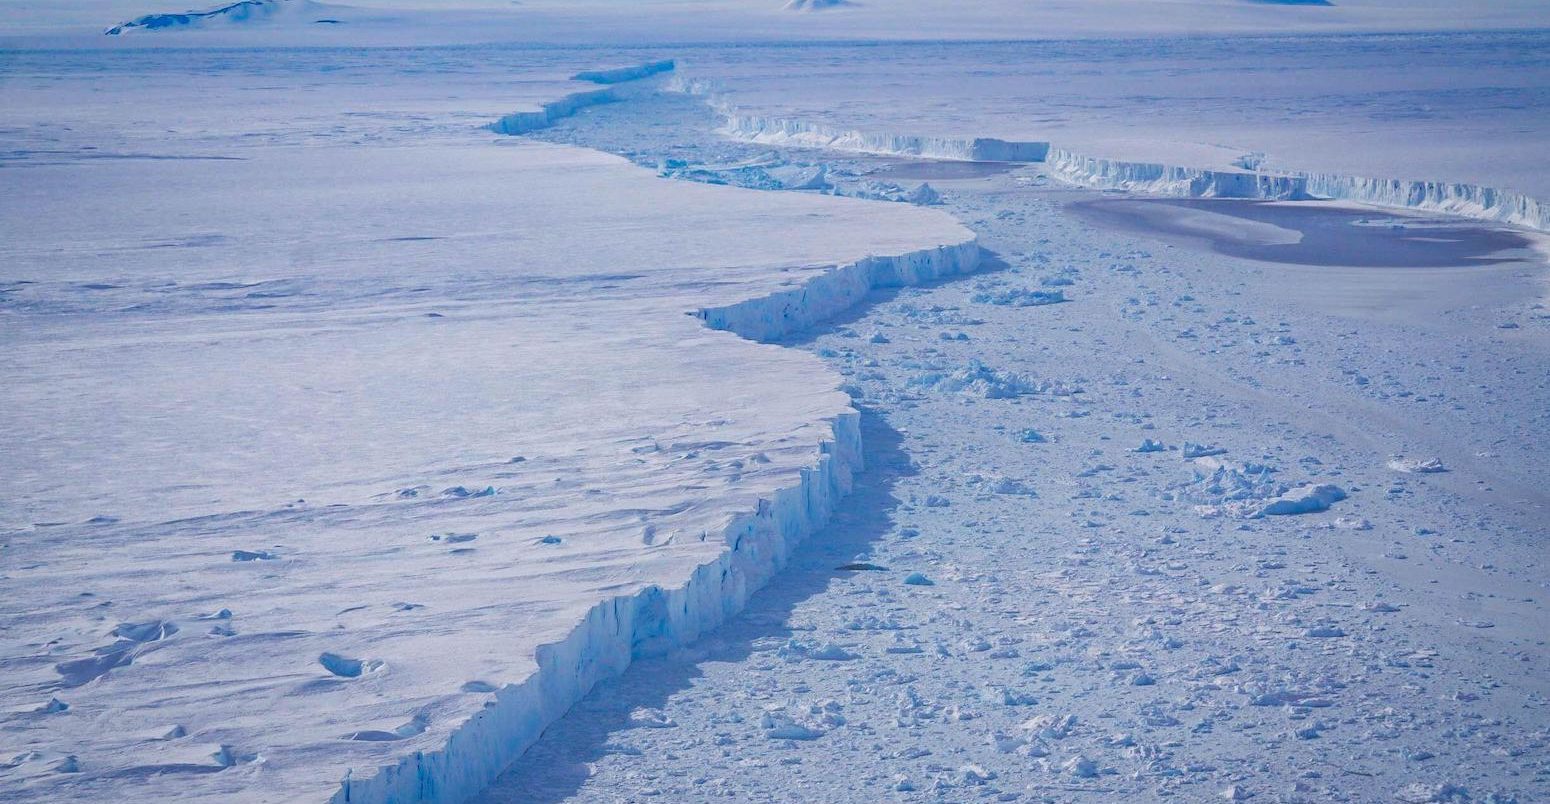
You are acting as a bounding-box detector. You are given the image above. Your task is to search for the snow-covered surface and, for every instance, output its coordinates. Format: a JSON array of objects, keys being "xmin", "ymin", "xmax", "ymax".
[
  {"xmin": 0, "ymin": 53, "xmax": 973, "ymax": 801},
  {"xmin": 3, "ymin": 13, "xmax": 1549, "ymax": 804}
]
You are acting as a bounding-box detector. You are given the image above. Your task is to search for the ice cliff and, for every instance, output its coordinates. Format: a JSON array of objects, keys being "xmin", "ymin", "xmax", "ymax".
[
  {"xmin": 1045, "ymin": 148, "xmax": 1312, "ymax": 201},
  {"xmin": 698, "ymin": 239, "xmax": 983, "ymax": 342},
  {"xmin": 333, "ymin": 244, "xmax": 981, "ymax": 804},
  {"xmin": 333, "ymin": 67, "xmax": 982, "ymax": 804},
  {"xmin": 1047, "ymin": 148, "xmax": 1550, "ymax": 230},
  {"xmin": 488, "ymin": 88, "xmax": 622, "ymax": 136},
  {"xmin": 1301, "ymin": 172, "xmax": 1550, "ymax": 231},
  {"xmin": 331, "ymin": 415, "xmax": 866, "ymax": 803},
  {"xmin": 573, "ymin": 60, "xmax": 676, "ymax": 85},
  {"xmin": 672, "ymin": 74, "xmax": 1549, "ymax": 233},
  {"xmin": 722, "ymin": 112, "xmax": 1049, "ymax": 162},
  {"xmin": 665, "ymin": 75, "xmax": 1044, "ymax": 162},
  {"xmin": 490, "ymin": 62, "xmax": 679, "ymax": 136}
]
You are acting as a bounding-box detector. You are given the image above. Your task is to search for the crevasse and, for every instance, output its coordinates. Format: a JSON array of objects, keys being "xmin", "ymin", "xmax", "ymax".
[{"xmin": 333, "ymin": 64, "xmax": 983, "ymax": 804}]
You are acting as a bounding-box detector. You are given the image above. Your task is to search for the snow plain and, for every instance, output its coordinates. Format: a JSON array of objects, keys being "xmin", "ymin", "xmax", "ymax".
[{"xmin": 3, "ymin": 5, "xmax": 1549, "ymax": 804}]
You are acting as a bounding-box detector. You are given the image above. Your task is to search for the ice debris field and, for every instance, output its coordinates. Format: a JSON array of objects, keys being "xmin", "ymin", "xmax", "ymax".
[{"xmin": 2, "ymin": 2, "xmax": 1549, "ymax": 803}]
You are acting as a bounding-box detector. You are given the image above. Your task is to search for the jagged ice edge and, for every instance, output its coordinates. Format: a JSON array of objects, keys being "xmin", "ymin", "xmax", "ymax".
[{"xmin": 335, "ymin": 64, "xmax": 983, "ymax": 804}]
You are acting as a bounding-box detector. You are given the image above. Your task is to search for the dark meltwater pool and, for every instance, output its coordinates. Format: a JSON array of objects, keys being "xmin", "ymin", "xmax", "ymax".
[{"xmin": 1067, "ymin": 196, "xmax": 1536, "ymax": 268}]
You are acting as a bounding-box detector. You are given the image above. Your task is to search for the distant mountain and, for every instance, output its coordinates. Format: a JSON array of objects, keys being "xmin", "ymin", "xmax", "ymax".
[
  {"xmin": 784, "ymin": 0, "xmax": 855, "ymax": 10},
  {"xmin": 104, "ymin": 0, "xmax": 345, "ymax": 35}
]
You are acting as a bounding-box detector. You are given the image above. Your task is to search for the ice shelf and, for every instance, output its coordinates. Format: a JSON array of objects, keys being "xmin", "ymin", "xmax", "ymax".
[{"xmin": 0, "ymin": 61, "xmax": 975, "ymax": 802}]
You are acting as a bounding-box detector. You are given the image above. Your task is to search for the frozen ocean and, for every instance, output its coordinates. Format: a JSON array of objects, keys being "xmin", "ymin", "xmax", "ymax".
[{"xmin": 1, "ymin": 2, "xmax": 1547, "ymax": 802}]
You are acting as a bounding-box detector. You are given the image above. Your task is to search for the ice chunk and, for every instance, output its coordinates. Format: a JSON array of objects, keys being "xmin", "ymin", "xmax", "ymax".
[
  {"xmin": 1387, "ymin": 456, "xmax": 1447, "ymax": 473},
  {"xmin": 1257, "ymin": 484, "xmax": 1347, "ymax": 517},
  {"xmin": 911, "ymin": 360, "xmax": 1078, "ymax": 398},
  {"xmin": 905, "ymin": 183, "xmax": 942, "ymax": 205},
  {"xmin": 970, "ymin": 286, "xmax": 1067, "ymax": 306},
  {"xmin": 1181, "ymin": 442, "xmax": 1226, "ymax": 458}
]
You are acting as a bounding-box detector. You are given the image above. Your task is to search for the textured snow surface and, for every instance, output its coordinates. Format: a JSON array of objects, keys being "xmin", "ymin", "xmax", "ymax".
[{"xmin": 0, "ymin": 53, "xmax": 973, "ymax": 802}]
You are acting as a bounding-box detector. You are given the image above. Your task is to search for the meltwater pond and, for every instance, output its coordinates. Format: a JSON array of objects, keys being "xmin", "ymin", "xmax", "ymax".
[{"xmin": 1066, "ymin": 197, "xmax": 1539, "ymax": 269}]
